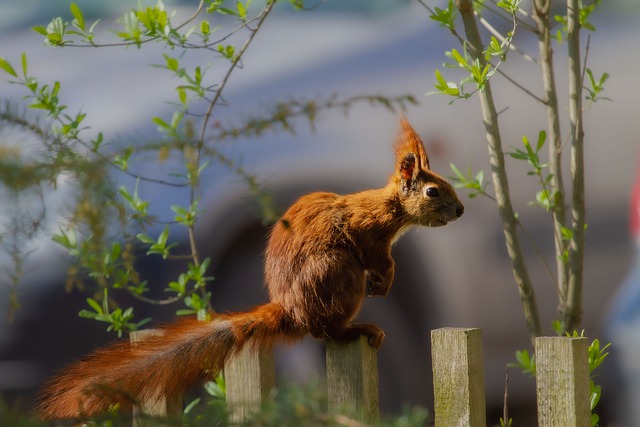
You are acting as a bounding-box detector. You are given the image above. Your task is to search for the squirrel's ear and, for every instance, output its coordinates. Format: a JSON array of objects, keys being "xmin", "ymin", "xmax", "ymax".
[
  {"xmin": 395, "ymin": 116, "xmax": 430, "ymax": 193},
  {"xmin": 396, "ymin": 115, "xmax": 430, "ymax": 171}
]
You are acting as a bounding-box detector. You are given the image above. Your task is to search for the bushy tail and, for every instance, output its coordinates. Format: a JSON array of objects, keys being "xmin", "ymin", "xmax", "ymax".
[{"xmin": 38, "ymin": 302, "xmax": 302, "ymax": 420}]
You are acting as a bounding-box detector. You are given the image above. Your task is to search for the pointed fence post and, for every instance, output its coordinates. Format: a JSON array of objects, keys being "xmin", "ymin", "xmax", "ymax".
[
  {"xmin": 535, "ymin": 336, "xmax": 590, "ymax": 427},
  {"xmin": 130, "ymin": 329, "xmax": 183, "ymax": 427},
  {"xmin": 431, "ymin": 327, "xmax": 486, "ymax": 427},
  {"xmin": 326, "ymin": 335, "xmax": 380, "ymax": 423},
  {"xmin": 225, "ymin": 345, "xmax": 276, "ymax": 422}
]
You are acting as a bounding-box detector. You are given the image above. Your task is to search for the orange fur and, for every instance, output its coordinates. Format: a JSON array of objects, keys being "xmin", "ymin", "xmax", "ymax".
[{"xmin": 37, "ymin": 117, "xmax": 464, "ymax": 420}]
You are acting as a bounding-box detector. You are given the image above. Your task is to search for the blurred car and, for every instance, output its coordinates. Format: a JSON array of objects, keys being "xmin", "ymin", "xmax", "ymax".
[{"xmin": 0, "ymin": 0, "xmax": 639, "ymax": 424}]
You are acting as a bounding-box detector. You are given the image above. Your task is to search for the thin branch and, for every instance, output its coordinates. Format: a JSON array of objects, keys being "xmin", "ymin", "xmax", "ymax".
[
  {"xmin": 415, "ymin": 0, "xmax": 434, "ymax": 13},
  {"xmin": 503, "ymin": 368, "xmax": 510, "ymax": 427},
  {"xmin": 563, "ymin": 0, "xmax": 586, "ymax": 331},
  {"xmin": 494, "ymin": 68, "xmax": 546, "ymax": 104},
  {"xmin": 516, "ymin": 219, "xmax": 561, "ymax": 297},
  {"xmin": 183, "ymin": 1, "xmax": 276, "ymax": 308},
  {"xmin": 173, "ymin": 13, "xmax": 270, "ymax": 52},
  {"xmin": 199, "ymin": 4, "xmax": 276, "ymax": 142},
  {"xmin": 130, "ymin": 292, "xmax": 183, "ymax": 306},
  {"xmin": 174, "ymin": 0, "xmax": 206, "ymax": 31},
  {"xmin": 532, "ymin": 0, "xmax": 569, "ymax": 321},
  {"xmin": 478, "ymin": 15, "xmax": 538, "ymax": 64},
  {"xmin": 456, "ymin": 0, "xmax": 542, "ymax": 340},
  {"xmin": 483, "ymin": 0, "xmax": 538, "ymax": 33}
]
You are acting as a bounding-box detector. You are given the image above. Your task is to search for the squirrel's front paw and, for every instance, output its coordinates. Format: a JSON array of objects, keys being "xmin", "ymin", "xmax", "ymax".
[{"xmin": 365, "ymin": 271, "xmax": 391, "ymax": 297}]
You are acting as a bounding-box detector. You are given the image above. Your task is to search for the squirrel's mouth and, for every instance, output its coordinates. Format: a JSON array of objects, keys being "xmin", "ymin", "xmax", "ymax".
[
  {"xmin": 429, "ymin": 218, "xmax": 449, "ymax": 227},
  {"xmin": 429, "ymin": 213, "xmax": 462, "ymax": 227}
]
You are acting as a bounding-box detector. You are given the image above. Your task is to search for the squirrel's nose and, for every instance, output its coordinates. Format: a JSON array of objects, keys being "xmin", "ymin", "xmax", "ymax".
[{"xmin": 455, "ymin": 203, "xmax": 464, "ymax": 218}]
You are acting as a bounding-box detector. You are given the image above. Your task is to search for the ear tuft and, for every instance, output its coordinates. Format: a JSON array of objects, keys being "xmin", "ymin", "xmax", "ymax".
[{"xmin": 396, "ymin": 115, "xmax": 430, "ymax": 171}]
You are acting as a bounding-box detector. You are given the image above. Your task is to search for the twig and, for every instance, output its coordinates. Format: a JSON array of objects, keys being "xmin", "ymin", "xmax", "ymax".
[
  {"xmin": 495, "ymin": 68, "xmax": 546, "ymax": 104},
  {"xmin": 503, "ymin": 368, "xmax": 510, "ymax": 427},
  {"xmin": 478, "ymin": 15, "xmax": 538, "ymax": 64},
  {"xmin": 198, "ymin": 2, "xmax": 275, "ymax": 144}
]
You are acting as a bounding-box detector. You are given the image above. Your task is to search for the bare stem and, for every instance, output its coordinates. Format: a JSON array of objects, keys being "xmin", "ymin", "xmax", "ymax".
[
  {"xmin": 562, "ymin": 0, "xmax": 586, "ymax": 331},
  {"xmin": 456, "ymin": 0, "xmax": 542, "ymax": 340},
  {"xmin": 532, "ymin": 0, "xmax": 570, "ymax": 309}
]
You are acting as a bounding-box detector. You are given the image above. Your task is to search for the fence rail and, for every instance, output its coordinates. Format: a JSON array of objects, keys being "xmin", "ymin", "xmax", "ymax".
[{"xmin": 130, "ymin": 327, "xmax": 590, "ymax": 426}]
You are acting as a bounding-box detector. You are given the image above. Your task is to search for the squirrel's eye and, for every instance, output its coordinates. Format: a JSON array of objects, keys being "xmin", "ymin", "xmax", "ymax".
[{"xmin": 425, "ymin": 187, "xmax": 439, "ymax": 198}]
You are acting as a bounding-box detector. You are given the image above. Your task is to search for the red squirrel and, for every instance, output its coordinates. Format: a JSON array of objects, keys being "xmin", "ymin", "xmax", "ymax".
[{"xmin": 37, "ymin": 117, "xmax": 464, "ymax": 420}]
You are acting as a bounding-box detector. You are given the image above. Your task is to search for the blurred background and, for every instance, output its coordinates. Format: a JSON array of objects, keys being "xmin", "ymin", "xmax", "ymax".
[{"xmin": 0, "ymin": 0, "xmax": 639, "ymax": 425}]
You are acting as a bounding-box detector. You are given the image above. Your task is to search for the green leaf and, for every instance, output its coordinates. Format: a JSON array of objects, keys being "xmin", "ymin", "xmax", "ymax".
[
  {"xmin": 183, "ymin": 397, "xmax": 201, "ymax": 414},
  {"xmin": 86, "ymin": 297, "xmax": 103, "ymax": 314},
  {"xmin": 450, "ymin": 162, "xmax": 464, "ymax": 181},
  {"xmin": 510, "ymin": 349, "xmax": 536, "ymax": 377},
  {"xmin": 432, "ymin": 69, "xmax": 460, "ymax": 97},
  {"xmin": 45, "ymin": 17, "xmax": 68, "ymax": 46},
  {"xmin": 78, "ymin": 309, "xmax": 97, "ymax": 319},
  {"xmin": 204, "ymin": 374, "xmax": 226, "ymax": 399},
  {"xmin": 136, "ymin": 317, "xmax": 152, "ymax": 329},
  {"xmin": 70, "ymin": 3, "xmax": 85, "ymax": 31},
  {"xmin": 88, "ymin": 18, "xmax": 101, "ymax": 34},
  {"xmin": 178, "ymin": 87, "xmax": 187, "ymax": 105},
  {"xmin": 136, "ymin": 233, "xmax": 156, "ymax": 245},
  {"xmin": 200, "ymin": 19, "xmax": 210, "ymax": 36},
  {"xmin": 551, "ymin": 319, "xmax": 564, "ymax": 335},
  {"xmin": 170, "ymin": 110, "xmax": 183, "ymax": 129},
  {"xmin": 0, "ymin": 57, "xmax": 17, "ymax": 77},
  {"xmin": 113, "ymin": 147, "xmax": 133, "ymax": 171},
  {"xmin": 560, "ymin": 226, "xmax": 573, "ymax": 241},
  {"xmin": 157, "ymin": 226, "xmax": 170, "ymax": 247},
  {"xmin": 171, "ymin": 201, "xmax": 198, "ymax": 226},
  {"xmin": 217, "ymin": 7, "xmax": 239, "ymax": 17},
  {"xmin": 164, "ymin": 54, "xmax": 179, "ymax": 72},
  {"xmin": 496, "ymin": 0, "xmax": 521, "ymax": 14},
  {"xmin": 435, "ymin": 69, "xmax": 447, "ymax": 87},
  {"xmin": 111, "ymin": 242, "xmax": 122, "ymax": 261},
  {"xmin": 237, "ymin": 1, "xmax": 247, "ymax": 21},
  {"xmin": 32, "ymin": 26, "xmax": 48, "ymax": 36},
  {"xmin": 152, "ymin": 116, "xmax": 171, "ymax": 130},
  {"xmin": 20, "ymin": 53, "xmax": 28, "ymax": 78},
  {"xmin": 217, "ymin": 44, "xmax": 235, "ymax": 61},
  {"xmin": 486, "ymin": 36, "xmax": 502, "ymax": 58},
  {"xmin": 429, "ymin": 0, "xmax": 457, "ymax": 30},
  {"xmin": 536, "ymin": 130, "xmax": 546, "ymax": 152},
  {"xmin": 447, "ymin": 48, "xmax": 470, "ymax": 71}
]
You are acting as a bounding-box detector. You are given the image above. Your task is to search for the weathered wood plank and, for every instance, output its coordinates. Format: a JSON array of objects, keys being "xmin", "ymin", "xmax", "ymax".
[
  {"xmin": 535, "ymin": 336, "xmax": 590, "ymax": 427},
  {"xmin": 225, "ymin": 344, "xmax": 276, "ymax": 422},
  {"xmin": 130, "ymin": 329, "xmax": 183, "ymax": 426},
  {"xmin": 431, "ymin": 327, "xmax": 486, "ymax": 427},
  {"xmin": 326, "ymin": 336, "xmax": 379, "ymax": 423}
]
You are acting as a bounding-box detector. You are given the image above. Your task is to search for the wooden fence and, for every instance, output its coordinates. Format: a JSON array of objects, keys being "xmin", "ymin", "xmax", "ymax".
[{"xmin": 130, "ymin": 327, "xmax": 590, "ymax": 426}]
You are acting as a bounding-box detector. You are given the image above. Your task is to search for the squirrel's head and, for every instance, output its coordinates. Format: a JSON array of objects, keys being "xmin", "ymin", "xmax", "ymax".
[{"xmin": 392, "ymin": 116, "xmax": 464, "ymax": 227}]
